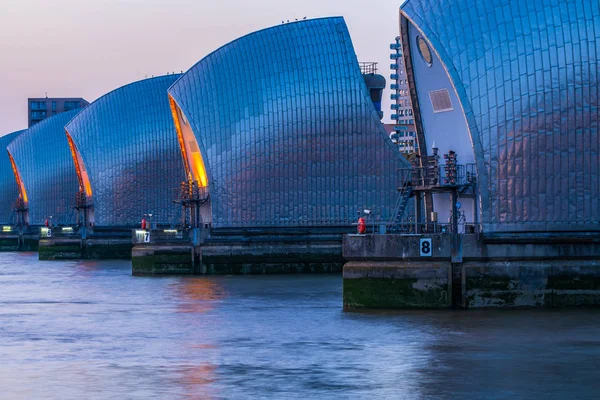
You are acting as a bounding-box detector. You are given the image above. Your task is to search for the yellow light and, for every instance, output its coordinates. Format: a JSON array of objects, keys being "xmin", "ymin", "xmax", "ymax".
[
  {"xmin": 66, "ymin": 130, "xmax": 93, "ymax": 197},
  {"xmin": 2, "ymin": 226, "xmax": 12, "ymax": 232},
  {"xmin": 164, "ymin": 229, "xmax": 178, "ymax": 233},
  {"xmin": 8, "ymin": 152, "xmax": 27, "ymax": 204},
  {"xmin": 62, "ymin": 227, "xmax": 74, "ymax": 232},
  {"xmin": 169, "ymin": 96, "xmax": 208, "ymax": 187}
]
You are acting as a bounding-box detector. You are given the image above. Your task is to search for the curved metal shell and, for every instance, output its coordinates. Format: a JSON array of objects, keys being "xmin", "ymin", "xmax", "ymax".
[
  {"xmin": 65, "ymin": 75, "xmax": 185, "ymax": 227},
  {"xmin": 7, "ymin": 110, "xmax": 82, "ymax": 226},
  {"xmin": 0, "ymin": 130, "xmax": 25, "ymax": 225},
  {"xmin": 401, "ymin": 0, "xmax": 600, "ymax": 232},
  {"xmin": 168, "ymin": 17, "xmax": 407, "ymax": 229}
]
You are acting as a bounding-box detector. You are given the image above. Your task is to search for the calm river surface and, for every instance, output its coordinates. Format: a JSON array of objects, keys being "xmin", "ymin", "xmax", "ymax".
[{"xmin": 1, "ymin": 252, "xmax": 599, "ymax": 399}]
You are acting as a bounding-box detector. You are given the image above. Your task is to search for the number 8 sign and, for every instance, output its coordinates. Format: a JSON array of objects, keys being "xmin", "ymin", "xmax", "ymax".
[{"xmin": 420, "ymin": 238, "xmax": 432, "ymax": 257}]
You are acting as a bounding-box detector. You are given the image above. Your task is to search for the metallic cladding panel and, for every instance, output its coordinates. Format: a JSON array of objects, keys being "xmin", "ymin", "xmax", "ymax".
[
  {"xmin": 401, "ymin": 0, "xmax": 600, "ymax": 232},
  {"xmin": 169, "ymin": 17, "xmax": 407, "ymax": 229},
  {"xmin": 7, "ymin": 110, "xmax": 82, "ymax": 226},
  {"xmin": 65, "ymin": 75, "xmax": 185, "ymax": 227},
  {"xmin": 0, "ymin": 130, "xmax": 25, "ymax": 224}
]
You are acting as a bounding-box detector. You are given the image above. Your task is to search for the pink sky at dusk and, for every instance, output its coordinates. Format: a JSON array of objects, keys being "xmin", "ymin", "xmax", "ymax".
[{"xmin": 0, "ymin": 0, "xmax": 403, "ymax": 136}]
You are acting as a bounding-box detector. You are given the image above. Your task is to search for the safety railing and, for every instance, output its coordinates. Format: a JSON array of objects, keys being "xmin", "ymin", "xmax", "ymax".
[
  {"xmin": 399, "ymin": 163, "xmax": 476, "ymax": 189},
  {"xmin": 353, "ymin": 220, "xmax": 483, "ymax": 236},
  {"xmin": 359, "ymin": 62, "xmax": 378, "ymax": 74},
  {"xmin": 178, "ymin": 181, "xmax": 209, "ymax": 204}
]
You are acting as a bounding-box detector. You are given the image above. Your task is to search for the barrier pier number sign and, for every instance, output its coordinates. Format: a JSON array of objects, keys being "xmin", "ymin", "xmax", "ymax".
[
  {"xmin": 420, "ymin": 238, "xmax": 432, "ymax": 257},
  {"xmin": 135, "ymin": 230, "xmax": 151, "ymax": 243}
]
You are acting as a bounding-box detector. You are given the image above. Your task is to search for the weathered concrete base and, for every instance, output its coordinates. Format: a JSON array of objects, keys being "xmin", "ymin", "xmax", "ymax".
[
  {"xmin": 38, "ymin": 238, "xmax": 133, "ymax": 260},
  {"xmin": 20, "ymin": 236, "xmax": 39, "ymax": 252},
  {"xmin": 0, "ymin": 233, "xmax": 39, "ymax": 252},
  {"xmin": 206, "ymin": 262, "xmax": 343, "ymax": 275},
  {"xmin": 39, "ymin": 239, "xmax": 82, "ymax": 260},
  {"xmin": 343, "ymin": 234, "xmax": 600, "ymax": 309},
  {"xmin": 465, "ymin": 261, "xmax": 600, "ymax": 308},
  {"xmin": 0, "ymin": 236, "xmax": 20, "ymax": 251},
  {"xmin": 132, "ymin": 245, "xmax": 197, "ymax": 276},
  {"xmin": 202, "ymin": 241, "xmax": 343, "ymax": 275},
  {"xmin": 83, "ymin": 239, "xmax": 132, "ymax": 260},
  {"xmin": 131, "ymin": 236, "xmax": 345, "ymax": 276},
  {"xmin": 343, "ymin": 261, "xmax": 450, "ymax": 309}
]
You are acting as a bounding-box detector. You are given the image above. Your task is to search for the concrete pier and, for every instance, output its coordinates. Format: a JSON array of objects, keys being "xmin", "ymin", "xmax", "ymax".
[
  {"xmin": 344, "ymin": 261, "xmax": 450, "ymax": 309},
  {"xmin": 0, "ymin": 229, "xmax": 38, "ymax": 252},
  {"xmin": 38, "ymin": 238, "xmax": 82, "ymax": 260},
  {"xmin": 38, "ymin": 238, "xmax": 132, "ymax": 260},
  {"xmin": 201, "ymin": 238, "xmax": 343, "ymax": 275},
  {"xmin": 343, "ymin": 234, "xmax": 600, "ymax": 309},
  {"xmin": 82, "ymin": 238, "xmax": 132, "ymax": 260},
  {"xmin": 0, "ymin": 234, "xmax": 20, "ymax": 251},
  {"xmin": 132, "ymin": 244, "xmax": 198, "ymax": 276},
  {"xmin": 131, "ymin": 228, "xmax": 346, "ymax": 276},
  {"xmin": 37, "ymin": 227, "xmax": 132, "ymax": 260}
]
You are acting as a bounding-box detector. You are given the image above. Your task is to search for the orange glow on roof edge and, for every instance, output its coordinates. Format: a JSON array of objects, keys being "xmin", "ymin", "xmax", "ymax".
[
  {"xmin": 65, "ymin": 130, "xmax": 93, "ymax": 197},
  {"xmin": 169, "ymin": 95, "xmax": 208, "ymax": 187},
  {"xmin": 7, "ymin": 151, "xmax": 28, "ymax": 204}
]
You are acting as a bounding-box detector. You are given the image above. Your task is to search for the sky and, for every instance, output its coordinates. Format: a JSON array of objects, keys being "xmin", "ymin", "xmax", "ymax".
[{"xmin": 0, "ymin": 0, "xmax": 404, "ymax": 136}]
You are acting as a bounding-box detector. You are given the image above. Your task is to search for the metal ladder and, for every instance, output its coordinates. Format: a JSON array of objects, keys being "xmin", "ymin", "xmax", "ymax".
[{"xmin": 388, "ymin": 170, "xmax": 413, "ymax": 232}]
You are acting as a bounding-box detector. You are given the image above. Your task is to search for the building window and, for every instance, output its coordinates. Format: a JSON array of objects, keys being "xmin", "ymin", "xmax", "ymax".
[
  {"xmin": 52, "ymin": 101, "xmax": 57, "ymax": 110},
  {"xmin": 416, "ymin": 36, "xmax": 433, "ymax": 67},
  {"xmin": 30, "ymin": 111, "xmax": 46, "ymax": 118},
  {"xmin": 30, "ymin": 101, "xmax": 46, "ymax": 110},
  {"xmin": 64, "ymin": 101, "xmax": 80, "ymax": 111}
]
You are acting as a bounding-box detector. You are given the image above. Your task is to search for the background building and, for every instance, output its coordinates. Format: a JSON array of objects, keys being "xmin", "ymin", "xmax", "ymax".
[
  {"xmin": 0, "ymin": 130, "xmax": 25, "ymax": 225},
  {"xmin": 7, "ymin": 110, "xmax": 82, "ymax": 226},
  {"xmin": 384, "ymin": 123, "xmax": 416, "ymax": 154},
  {"xmin": 168, "ymin": 17, "xmax": 408, "ymax": 230},
  {"xmin": 28, "ymin": 97, "xmax": 89, "ymax": 127},
  {"xmin": 400, "ymin": 0, "xmax": 599, "ymax": 233},
  {"xmin": 359, "ymin": 62, "xmax": 386, "ymax": 120},
  {"xmin": 390, "ymin": 35, "xmax": 417, "ymax": 154},
  {"xmin": 65, "ymin": 75, "xmax": 186, "ymax": 227}
]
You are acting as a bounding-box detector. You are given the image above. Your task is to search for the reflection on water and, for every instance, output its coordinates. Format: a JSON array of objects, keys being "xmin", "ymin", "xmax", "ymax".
[
  {"xmin": 170, "ymin": 278, "xmax": 227, "ymax": 314},
  {"xmin": 1, "ymin": 252, "xmax": 600, "ymax": 399}
]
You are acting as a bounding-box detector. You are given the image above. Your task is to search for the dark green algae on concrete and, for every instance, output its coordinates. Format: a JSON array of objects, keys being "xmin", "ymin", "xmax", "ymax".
[
  {"xmin": 550, "ymin": 263, "xmax": 600, "ymax": 306},
  {"xmin": 38, "ymin": 240, "xmax": 133, "ymax": 261},
  {"xmin": 343, "ymin": 261, "xmax": 451, "ymax": 309},
  {"xmin": 0, "ymin": 237, "xmax": 19, "ymax": 251},
  {"xmin": 204, "ymin": 262, "xmax": 343, "ymax": 275},
  {"xmin": 464, "ymin": 261, "xmax": 600, "ymax": 308},
  {"xmin": 132, "ymin": 245, "xmax": 195, "ymax": 276},
  {"xmin": 83, "ymin": 242, "xmax": 132, "ymax": 260},
  {"xmin": 38, "ymin": 241, "xmax": 82, "ymax": 260}
]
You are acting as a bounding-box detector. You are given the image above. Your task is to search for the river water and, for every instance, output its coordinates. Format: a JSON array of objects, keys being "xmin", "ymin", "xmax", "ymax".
[{"xmin": 1, "ymin": 252, "xmax": 599, "ymax": 399}]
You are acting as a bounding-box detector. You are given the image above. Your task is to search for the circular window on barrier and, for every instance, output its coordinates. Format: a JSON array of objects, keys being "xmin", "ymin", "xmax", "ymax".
[{"xmin": 416, "ymin": 36, "xmax": 433, "ymax": 67}]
